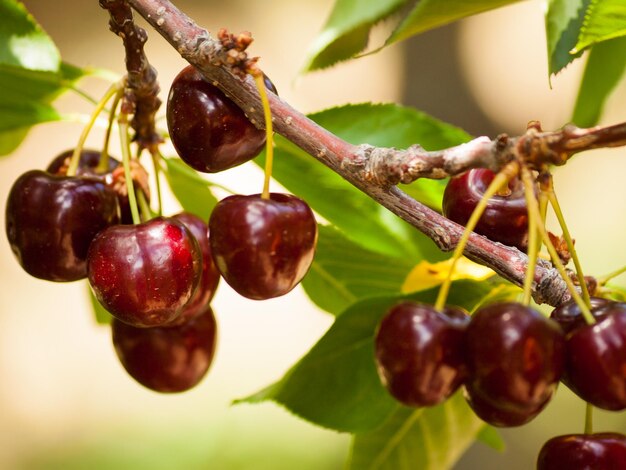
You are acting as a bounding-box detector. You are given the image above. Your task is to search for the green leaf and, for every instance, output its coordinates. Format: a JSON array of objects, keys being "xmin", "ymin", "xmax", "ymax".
[
  {"xmin": 302, "ymin": 224, "xmax": 415, "ymax": 315},
  {"xmin": 545, "ymin": 0, "xmax": 589, "ymax": 75},
  {"xmin": 348, "ymin": 393, "xmax": 485, "ymax": 470},
  {"xmin": 236, "ymin": 280, "xmax": 496, "ymax": 433},
  {"xmin": 386, "ymin": 0, "xmax": 522, "ymax": 46},
  {"xmin": 0, "ymin": 0, "xmax": 60, "ymax": 71},
  {"xmin": 476, "ymin": 425, "xmax": 506, "ymax": 452},
  {"xmin": 0, "ymin": 62, "xmax": 88, "ymax": 156},
  {"xmin": 162, "ymin": 157, "xmax": 218, "ymax": 220},
  {"xmin": 572, "ymin": 36, "xmax": 626, "ymax": 127},
  {"xmin": 260, "ymin": 103, "xmax": 470, "ymax": 260},
  {"xmin": 575, "ymin": 0, "xmax": 626, "ymax": 52},
  {"xmin": 303, "ymin": 0, "xmax": 408, "ymax": 72},
  {"xmin": 88, "ymin": 283, "xmax": 112, "ymax": 325}
]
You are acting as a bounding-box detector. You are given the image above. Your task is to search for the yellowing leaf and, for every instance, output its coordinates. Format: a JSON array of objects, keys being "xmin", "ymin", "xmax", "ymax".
[{"xmin": 401, "ymin": 257, "xmax": 493, "ymax": 293}]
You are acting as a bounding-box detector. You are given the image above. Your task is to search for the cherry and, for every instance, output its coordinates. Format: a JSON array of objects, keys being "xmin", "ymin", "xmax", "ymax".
[
  {"xmin": 537, "ymin": 433, "xmax": 626, "ymax": 469},
  {"xmin": 463, "ymin": 381, "xmax": 548, "ymax": 427},
  {"xmin": 167, "ymin": 65, "xmax": 277, "ymax": 173},
  {"xmin": 564, "ymin": 304, "xmax": 626, "ymax": 410},
  {"xmin": 464, "ymin": 302, "xmax": 564, "ymax": 426},
  {"xmin": 168, "ymin": 212, "xmax": 220, "ymax": 325},
  {"xmin": 443, "ymin": 169, "xmax": 529, "ymax": 251},
  {"xmin": 209, "ymin": 193, "xmax": 317, "ymax": 300},
  {"xmin": 375, "ymin": 302, "xmax": 469, "ymax": 407},
  {"xmin": 550, "ymin": 297, "xmax": 614, "ymax": 335},
  {"xmin": 112, "ymin": 306, "xmax": 217, "ymax": 393},
  {"xmin": 46, "ymin": 148, "xmax": 150, "ymax": 224},
  {"xmin": 5, "ymin": 170, "xmax": 120, "ymax": 281},
  {"xmin": 87, "ymin": 217, "xmax": 202, "ymax": 327}
]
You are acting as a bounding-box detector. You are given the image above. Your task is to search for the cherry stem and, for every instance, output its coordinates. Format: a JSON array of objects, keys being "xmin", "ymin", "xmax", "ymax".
[
  {"xmin": 598, "ymin": 265, "xmax": 626, "ymax": 285},
  {"xmin": 522, "ymin": 168, "xmax": 539, "ymax": 306},
  {"xmin": 151, "ymin": 150, "xmax": 163, "ymax": 217},
  {"xmin": 544, "ymin": 176, "xmax": 592, "ymax": 308},
  {"xmin": 434, "ymin": 161, "xmax": 519, "ymax": 312},
  {"xmin": 254, "ymin": 73, "xmax": 274, "ymax": 200},
  {"xmin": 98, "ymin": 88, "xmax": 124, "ymax": 174},
  {"xmin": 67, "ymin": 80, "xmax": 124, "ymax": 177},
  {"xmin": 118, "ymin": 114, "xmax": 141, "ymax": 225},
  {"xmin": 136, "ymin": 190, "xmax": 152, "ymax": 222},
  {"xmin": 520, "ymin": 168, "xmax": 595, "ymax": 324},
  {"xmin": 585, "ymin": 403, "xmax": 594, "ymax": 434}
]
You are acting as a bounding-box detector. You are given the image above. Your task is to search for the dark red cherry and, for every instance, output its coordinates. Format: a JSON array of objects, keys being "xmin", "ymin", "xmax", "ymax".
[
  {"xmin": 112, "ymin": 306, "xmax": 217, "ymax": 393},
  {"xmin": 465, "ymin": 302, "xmax": 564, "ymax": 422},
  {"xmin": 463, "ymin": 381, "xmax": 548, "ymax": 427},
  {"xmin": 167, "ymin": 65, "xmax": 277, "ymax": 173},
  {"xmin": 550, "ymin": 297, "xmax": 614, "ymax": 335},
  {"xmin": 375, "ymin": 302, "xmax": 469, "ymax": 407},
  {"xmin": 5, "ymin": 170, "xmax": 120, "ymax": 281},
  {"xmin": 87, "ymin": 217, "xmax": 202, "ymax": 327},
  {"xmin": 443, "ymin": 169, "xmax": 529, "ymax": 251},
  {"xmin": 46, "ymin": 149, "xmax": 150, "ymax": 224},
  {"xmin": 169, "ymin": 212, "xmax": 220, "ymax": 325},
  {"xmin": 564, "ymin": 305, "xmax": 626, "ymax": 410},
  {"xmin": 209, "ymin": 193, "xmax": 317, "ymax": 300},
  {"xmin": 537, "ymin": 433, "xmax": 626, "ymax": 469}
]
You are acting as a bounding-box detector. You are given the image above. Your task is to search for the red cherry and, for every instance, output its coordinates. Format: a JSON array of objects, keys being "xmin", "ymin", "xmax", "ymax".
[
  {"xmin": 537, "ymin": 433, "xmax": 626, "ymax": 469},
  {"xmin": 375, "ymin": 302, "xmax": 469, "ymax": 407},
  {"xmin": 465, "ymin": 302, "xmax": 564, "ymax": 425},
  {"xmin": 87, "ymin": 217, "xmax": 202, "ymax": 327},
  {"xmin": 112, "ymin": 306, "xmax": 217, "ymax": 393},
  {"xmin": 443, "ymin": 169, "xmax": 529, "ymax": 251},
  {"xmin": 5, "ymin": 170, "xmax": 120, "ymax": 281},
  {"xmin": 209, "ymin": 193, "xmax": 317, "ymax": 300},
  {"xmin": 167, "ymin": 65, "xmax": 277, "ymax": 173}
]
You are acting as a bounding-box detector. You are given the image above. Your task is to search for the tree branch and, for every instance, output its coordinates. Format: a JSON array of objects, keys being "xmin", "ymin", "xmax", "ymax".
[{"xmin": 123, "ymin": 0, "xmax": 626, "ymax": 307}]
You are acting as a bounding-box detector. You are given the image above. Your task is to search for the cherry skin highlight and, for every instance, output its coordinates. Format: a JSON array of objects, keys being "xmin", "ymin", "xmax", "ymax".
[
  {"xmin": 537, "ymin": 433, "xmax": 626, "ymax": 469},
  {"xmin": 167, "ymin": 65, "xmax": 277, "ymax": 173},
  {"xmin": 169, "ymin": 212, "xmax": 220, "ymax": 325},
  {"xmin": 564, "ymin": 304, "xmax": 626, "ymax": 410},
  {"xmin": 87, "ymin": 217, "xmax": 202, "ymax": 327},
  {"xmin": 443, "ymin": 169, "xmax": 529, "ymax": 251},
  {"xmin": 549, "ymin": 296, "xmax": 614, "ymax": 335},
  {"xmin": 375, "ymin": 302, "xmax": 469, "ymax": 407},
  {"xmin": 112, "ymin": 306, "xmax": 217, "ymax": 393},
  {"xmin": 209, "ymin": 193, "xmax": 317, "ymax": 300},
  {"xmin": 5, "ymin": 170, "xmax": 120, "ymax": 281},
  {"xmin": 464, "ymin": 302, "xmax": 564, "ymax": 425}
]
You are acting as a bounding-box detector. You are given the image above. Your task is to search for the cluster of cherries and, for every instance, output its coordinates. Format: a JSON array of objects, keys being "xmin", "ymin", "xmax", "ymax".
[
  {"xmin": 376, "ymin": 168, "xmax": 626, "ymax": 468},
  {"xmin": 5, "ymin": 64, "xmax": 317, "ymax": 393}
]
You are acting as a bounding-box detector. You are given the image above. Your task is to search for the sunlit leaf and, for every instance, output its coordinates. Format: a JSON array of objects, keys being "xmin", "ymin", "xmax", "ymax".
[
  {"xmin": 162, "ymin": 157, "xmax": 218, "ymax": 220},
  {"xmin": 401, "ymin": 257, "xmax": 494, "ymax": 294},
  {"xmin": 574, "ymin": 0, "xmax": 626, "ymax": 52},
  {"xmin": 545, "ymin": 0, "xmax": 589, "ymax": 75}
]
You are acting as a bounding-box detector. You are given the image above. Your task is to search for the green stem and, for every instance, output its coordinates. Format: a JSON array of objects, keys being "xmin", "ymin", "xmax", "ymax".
[
  {"xmin": 598, "ymin": 265, "xmax": 626, "ymax": 285},
  {"xmin": 98, "ymin": 88, "xmax": 123, "ymax": 173},
  {"xmin": 435, "ymin": 162, "xmax": 519, "ymax": 312},
  {"xmin": 65, "ymin": 83, "xmax": 99, "ymax": 105},
  {"xmin": 67, "ymin": 80, "xmax": 124, "ymax": 176},
  {"xmin": 151, "ymin": 151, "xmax": 164, "ymax": 217},
  {"xmin": 520, "ymin": 170, "xmax": 595, "ymax": 324},
  {"xmin": 521, "ymin": 167, "xmax": 538, "ymax": 306},
  {"xmin": 585, "ymin": 403, "xmax": 594, "ymax": 434},
  {"xmin": 137, "ymin": 190, "xmax": 152, "ymax": 222},
  {"xmin": 254, "ymin": 73, "xmax": 274, "ymax": 200},
  {"xmin": 545, "ymin": 179, "xmax": 592, "ymax": 307},
  {"xmin": 119, "ymin": 115, "xmax": 141, "ymax": 225}
]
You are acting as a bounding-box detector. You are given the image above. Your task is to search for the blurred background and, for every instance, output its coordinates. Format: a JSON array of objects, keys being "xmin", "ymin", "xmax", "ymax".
[{"xmin": 1, "ymin": 0, "xmax": 626, "ymax": 468}]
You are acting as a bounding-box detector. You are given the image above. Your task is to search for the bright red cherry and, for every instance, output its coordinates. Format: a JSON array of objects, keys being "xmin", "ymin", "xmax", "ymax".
[
  {"xmin": 167, "ymin": 65, "xmax": 277, "ymax": 173},
  {"xmin": 375, "ymin": 302, "xmax": 469, "ymax": 407},
  {"xmin": 537, "ymin": 433, "xmax": 626, "ymax": 469},
  {"xmin": 464, "ymin": 302, "xmax": 564, "ymax": 425},
  {"xmin": 443, "ymin": 169, "xmax": 529, "ymax": 251},
  {"xmin": 87, "ymin": 217, "xmax": 202, "ymax": 327},
  {"xmin": 564, "ymin": 304, "xmax": 626, "ymax": 410},
  {"xmin": 169, "ymin": 212, "xmax": 220, "ymax": 325},
  {"xmin": 112, "ymin": 306, "xmax": 217, "ymax": 393},
  {"xmin": 5, "ymin": 170, "xmax": 120, "ymax": 281},
  {"xmin": 209, "ymin": 193, "xmax": 317, "ymax": 300}
]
